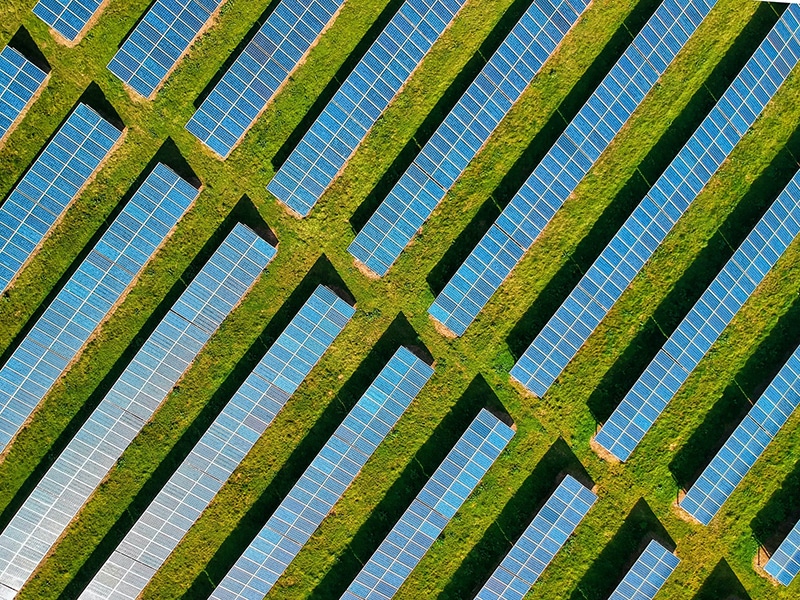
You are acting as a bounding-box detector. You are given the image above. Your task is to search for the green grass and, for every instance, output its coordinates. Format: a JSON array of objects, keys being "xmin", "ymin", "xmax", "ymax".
[{"xmin": 0, "ymin": 0, "xmax": 798, "ymax": 599}]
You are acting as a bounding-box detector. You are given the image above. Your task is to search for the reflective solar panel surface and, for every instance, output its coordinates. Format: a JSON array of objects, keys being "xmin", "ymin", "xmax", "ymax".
[
  {"xmin": 187, "ymin": 0, "xmax": 346, "ymax": 158},
  {"xmin": 595, "ymin": 167, "xmax": 800, "ymax": 462},
  {"xmin": 347, "ymin": 0, "xmax": 589, "ymax": 277},
  {"xmin": 607, "ymin": 540, "xmax": 679, "ymax": 600},
  {"xmin": 108, "ymin": 0, "xmax": 225, "ymax": 99},
  {"xmin": 267, "ymin": 0, "xmax": 469, "ymax": 217},
  {"xmin": 474, "ymin": 474, "xmax": 596, "ymax": 600},
  {"xmin": 209, "ymin": 346, "xmax": 431, "ymax": 600},
  {"xmin": 0, "ymin": 102, "xmax": 123, "ymax": 293},
  {"xmin": 0, "ymin": 223, "xmax": 275, "ymax": 598},
  {"xmin": 341, "ymin": 408, "xmax": 515, "ymax": 600},
  {"xmin": 0, "ymin": 46, "xmax": 47, "ymax": 144},
  {"xmin": 510, "ymin": 7, "xmax": 800, "ymax": 397},
  {"xmin": 32, "ymin": 0, "xmax": 105, "ymax": 42},
  {"xmin": 765, "ymin": 517, "xmax": 800, "ymax": 586},
  {"xmin": 427, "ymin": 0, "xmax": 718, "ymax": 337}
]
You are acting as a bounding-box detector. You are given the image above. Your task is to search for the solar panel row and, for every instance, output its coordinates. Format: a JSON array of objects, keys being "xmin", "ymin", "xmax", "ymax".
[
  {"xmin": 267, "ymin": 0, "xmax": 469, "ymax": 217},
  {"xmin": 187, "ymin": 0, "xmax": 346, "ymax": 158},
  {"xmin": 0, "ymin": 102, "xmax": 123, "ymax": 293},
  {"xmin": 341, "ymin": 408, "xmax": 515, "ymax": 600},
  {"xmin": 510, "ymin": 7, "xmax": 800, "ymax": 398},
  {"xmin": 595, "ymin": 166, "xmax": 800, "ymax": 462},
  {"xmin": 607, "ymin": 540, "xmax": 679, "ymax": 600},
  {"xmin": 0, "ymin": 45, "xmax": 48, "ymax": 145},
  {"xmin": 210, "ymin": 346, "xmax": 432, "ymax": 600},
  {"xmin": 474, "ymin": 474, "xmax": 595, "ymax": 600},
  {"xmin": 347, "ymin": 0, "xmax": 590, "ymax": 277},
  {"xmin": 32, "ymin": 0, "xmax": 105, "ymax": 43},
  {"xmin": 108, "ymin": 0, "xmax": 225, "ymax": 99},
  {"xmin": 765, "ymin": 514, "xmax": 800, "ymax": 586},
  {"xmin": 427, "ymin": 0, "xmax": 718, "ymax": 337},
  {"xmin": 0, "ymin": 163, "xmax": 197, "ymax": 456},
  {"xmin": 0, "ymin": 223, "xmax": 276, "ymax": 597}
]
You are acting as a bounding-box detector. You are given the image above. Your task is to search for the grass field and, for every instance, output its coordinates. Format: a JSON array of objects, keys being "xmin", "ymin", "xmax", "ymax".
[{"xmin": 0, "ymin": 0, "xmax": 799, "ymax": 598}]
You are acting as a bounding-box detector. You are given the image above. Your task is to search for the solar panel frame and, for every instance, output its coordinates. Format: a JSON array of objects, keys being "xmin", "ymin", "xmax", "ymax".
[
  {"xmin": 765, "ymin": 518, "xmax": 800, "ymax": 586},
  {"xmin": 607, "ymin": 540, "xmax": 680, "ymax": 600},
  {"xmin": 0, "ymin": 46, "xmax": 48, "ymax": 146},
  {"xmin": 32, "ymin": 0, "xmax": 107, "ymax": 43}
]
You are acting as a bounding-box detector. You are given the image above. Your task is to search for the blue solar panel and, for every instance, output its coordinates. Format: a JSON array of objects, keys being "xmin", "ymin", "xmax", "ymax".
[
  {"xmin": 510, "ymin": 7, "xmax": 800, "ymax": 397},
  {"xmin": 341, "ymin": 408, "xmax": 515, "ymax": 600},
  {"xmin": 474, "ymin": 475, "xmax": 595, "ymax": 600},
  {"xmin": 765, "ymin": 518, "xmax": 800, "ymax": 586},
  {"xmin": 187, "ymin": 0, "xmax": 346, "ymax": 158},
  {"xmin": 595, "ymin": 168, "xmax": 800, "ymax": 462},
  {"xmin": 0, "ymin": 46, "xmax": 47, "ymax": 145},
  {"xmin": 108, "ymin": 0, "xmax": 225, "ymax": 99},
  {"xmin": 427, "ymin": 0, "xmax": 718, "ymax": 337},
  {"xmin": 347, "ymin": 0, "xmax": 590, "ymax": 277},
  {"xmin": 267, "ymin": 0, "xmax": 470, "ymax": 217},
  {"xmin": 207, "ymin": 347, "xmax": 432, "ymax": 600},
  {"xmin": 0, "ymin": 102, "xmax": 123, "ymax": 293},
  {"xmin": 32, "ymin": 0, "xmax": 105, "ymax": 42},
  {"xmin": 0, "ymin": 223, "xmax": 276, "ymax": 598},
  {"xmin": 608, "ymin": 540, "xmax": 680, "ymax": 600}
]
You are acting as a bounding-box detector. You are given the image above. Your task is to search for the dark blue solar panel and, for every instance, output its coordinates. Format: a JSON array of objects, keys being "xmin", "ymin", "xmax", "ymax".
[
  {"xmin": 0, "ymin": 46, "xmax": 47, "ymax": 144},
  {"xmin": 428, "ymin": 0, "xmax": 718, "ymax": 337},
  {"xmin": 187, "ymin": 0, "xmax": 346, "ymax": 158},
  {"xmin": 347, "ymin": 0, "xmax": 590, "ymax": 277},
  {"xmin": 108, "ymin": 0, "xmax": 225, "ymax": 99},
  {"xmin": 32, "ymin": 0, "xmax": 105, "ymax": 42},
  {"xmin": 510, "ymin": 7, "xmax": 800, "ymax": 397},
  {"xmin": 341, "ymin": 408, "xmax": 515, "ymax": 600},
  {"xmin": 0, "ymin": 103, "xmax": 123, "ymax": 293},
  {"xmin": 608, "ymin": 540, "xmax": 680, "ymax": 600},
  {"xmin": 267, "ymin": 0, "xmax": 470, "ymax": 217},
  {"xmin": 0, "ymin": 224, "xmax": 276, "ymax": 597},
  {"xmin": 765, "ymin": 517, "xmax": 800, "ymax": 586}
]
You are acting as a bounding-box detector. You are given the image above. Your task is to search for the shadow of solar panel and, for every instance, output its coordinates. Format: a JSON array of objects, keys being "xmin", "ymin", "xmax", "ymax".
[
  {"xmin": 187, "ymin": 0, "xmax": 346, "ymax": 159},
  {"xmin": 108, "ymin": 0, "xmax": 225, "ymax": 99},
  {"xmin": 0, "ymin": 102, "xmax": 123, "ymax": 293},
  {"xmin": 510, "ymin": 7, "xmax": 800, "ymax": 397},
  {"xmin": 765, "ymin": 517, "xmax": 800, "ymax": 586},
  {"xmin": 267, "ymin": 0, "xmax": 471, "ymax": 217},
  {"xmin": 341, "ymin": 408, "xmax": 514, "ymax": 600},
  {"xmin": 0, "ymin": 46, "xmax": 47, "ymax": 144},
  {"xmin": 208, "ymin": 346, "xmax": 431, "ymax": 600},
  {"xmin": 474, "ymin": 474, "xmax": 596, "ymax": 600},
  {"xmin": 32, "ymin": 0, "xmax": 105, "ymax": 42},
  {"xmin": 348, "ymin": 0, "xmax": 590, "ymax": 277},
  {"xmin": 0, "ymin": 223, "xmax": 276, "ymax": 598},
  {"xmin": 607, "ymin": 540, "xmax": 679, "ymax": 600},
  {"xmin": 428, "ymin": 0, "xmax": 720, "ymax": 337}
]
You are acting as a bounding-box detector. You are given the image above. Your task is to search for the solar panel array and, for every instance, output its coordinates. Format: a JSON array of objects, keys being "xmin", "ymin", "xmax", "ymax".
[
  {"xmin": 594, "ymin": 168, "xmax": 800, "ymax": 462},
  {"xmin": 0, "ymin": 163, "xmax": 197, "ymax": 456},
  {"xmin": 607, "ymin": 540, "xmax": 680, "ymax": 600},
  {"xmin": 267, "ymin": 0, "xmax": 469, "ymax": 217},
  {"xmin": 0, "ymin": 223, "xmax": 276, "ymax": 598},
  {"xmin": 186, "ymin": 0, "xmax": 346, "ymax": 159},
  {"xmin": 765, "ymin": 517, "xmax": 800, "ymax": 586},
  {"xmin": 0, "ymin": 102, "xmax": 123, "ymax": 294},
  {"xmin": 0, "ymin": 46, "xmax": 47, "ymax": 144},
  {"xmin": 209, "ymin": 346, "xmax": 432, "ymax": 600},
  {"xmin": 108, "ymin": 0, "xmax": 225, "ymax": 99},
  {"xmin": 427, "ymin": 0, "xmax": 718, "ymax": 337},
  {"xmin": 32, "ymin": 0, "xmax": 105, "ymax": 42},
  {"xmin": 474, "ymin": 474, "xmax": 596, "ymax": 600},
  {"xmin": 347, "ymin": 0, "xmax": 589, "ymax": 277},
  {"xmin": 80, "ymin": 283, "xmax": 354, "ymax": 600},
  {"xmin": 510, "ymin": 8, "xmax": 800, "ymax": 397},
  {"xmin": 341, "ymin": 408, "xmax": 514, "ymax": 600}
]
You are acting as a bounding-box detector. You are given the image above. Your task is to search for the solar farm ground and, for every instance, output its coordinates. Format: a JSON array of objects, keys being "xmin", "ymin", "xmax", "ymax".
[{"xmin": 1, "ymin": 0, "xmax": 799, "ymax": 599}]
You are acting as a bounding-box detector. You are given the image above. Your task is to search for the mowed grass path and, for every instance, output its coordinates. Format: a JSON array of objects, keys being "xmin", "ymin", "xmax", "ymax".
[{"xmin": 0, "ymin": 0, "xmax": 798, "ymax": 599}]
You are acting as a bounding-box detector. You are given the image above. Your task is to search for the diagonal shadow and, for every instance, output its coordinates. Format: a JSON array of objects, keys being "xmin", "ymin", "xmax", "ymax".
[
  {"xmin": 751, "ymin": 459, "xmax": 800, "ymax": 555},
  {"xmin": 692, "ymin": 558, "xmax": 752, "ymax": 600}
]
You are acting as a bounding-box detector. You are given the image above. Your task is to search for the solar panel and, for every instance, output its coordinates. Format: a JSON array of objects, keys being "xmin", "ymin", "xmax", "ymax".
[
  {"xmin": 607, "ymin": 540, "xmax": 680, "ymax": 600},
  {"xmin": 341, "ymin": 408, "xmax": 515, "ymax": 600},
  {"xmin": 0, "ymin": 46, "xmax": 47, "ymax": 145},
  {"xmin": 427, "ymin": 0, "xmax": 718, "ymax": 337},
  {"xmin": 594, "ymin": 167, "xmax": 800, "ymax": 462},
  {"xmin": 474, "ymin": 474, "xmax": 595, "ymax": 600},
  {"xmin": 0, "ymin": 223, "xmax": 276, "ymax": 598},
  {"xmin": 186, "ymin": 0, "xmax": 347, "ymax": 158},
  {"xmin": 509, "ymin": 7, "xmax": 800, "ymax": 397},
  {"xmin": 107, "ymin": 0, "xmax": 226, "ymax": 99},
  {"xmin": 765, "ymin": 518, "xmax": 800, "ymax": 586},
  {"xmin": 347, "ymin": 0, "xmax": 590, "ymax": 277},
  {"xmin": 0, "ymin": 102, "xmax": 123, "ymax": 293},
  {"xmin": 267, "ymin": 0, "xmax": 470, "ymax": 217},
  {"xmin": 32, "ymin": 0, "xmax": 106, "ymax": 43},
  {"xmin": 206, "ymin": 346, "xmax": 432, "ymax": 600}
]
